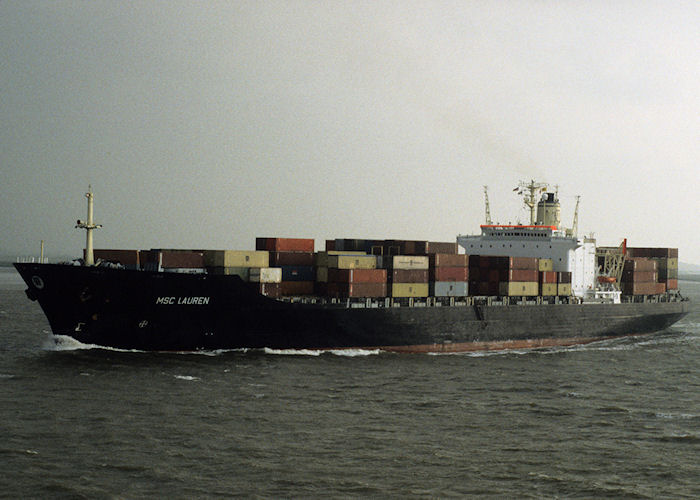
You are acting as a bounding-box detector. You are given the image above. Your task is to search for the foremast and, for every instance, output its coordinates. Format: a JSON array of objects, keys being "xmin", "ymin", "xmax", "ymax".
[{"xmin": 75, "ymin": 186, "xmax": 102, "ymax": 266}]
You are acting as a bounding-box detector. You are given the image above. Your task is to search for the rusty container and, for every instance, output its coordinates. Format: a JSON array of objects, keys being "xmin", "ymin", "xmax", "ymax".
[
  {"xmin": 327, "ymin": 282, "xmax": 387, "ymax": 298},
  {"xmin": 280, "ymin": 281, "xmax": 315, "ymax": 296},
  {"xmin": 425, "ymin": 241, "xmax": 458, "ymax": 254},
  {"xmin": 430, "ymin": 253, "xmax": 468, "ymax": 267},
  {"xmin": 390, "ymin": 269, "xmax": 429, "ymax": 283},
  {"xmin": 328, "ymin": 268, "xmax": 387, "ymax": 283},
  {"xmin": 500, "ymin": 269, "xmax": 539, "ymax": 282},
  {"xmin": 92, "ymin": 249, "xmax": 140, "ymax": 268},
  {"xmin": 622, "ymin": 270, "xmax": 657, "ymax": 283},
  {"xmin": 623, "ymin": 258, "xmax": 657, "ymax": 272},
  {"xmin": 256, "ymin": 237, "xmax": 315, "ymax": 253},
  {"xmin": 539, "ymin": 271, "xmax": 557, "ymax": 284},
  {"xmin": 557, "ymin": 272, "xmax": 572, "ymax": 284},
  {"xmin": 252, "ymin": 283, "xmax": 281, "ymax": 298},
  {"xmin": 430, "ymin": 267, "xmax": 469, "ymax": 282}
]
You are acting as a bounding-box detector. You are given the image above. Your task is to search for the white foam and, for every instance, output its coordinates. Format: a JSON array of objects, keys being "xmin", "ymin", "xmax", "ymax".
[
  {"xmin": 173, "ymin": 375, "xmax": 199, "ymax": 381},
  {"xmin": 262, "ymin": 347, "xmax": 381, "ymax": 357},
  {"xmin": 43, "ymin": 334, "xmax": 143, "ymax": 353}
]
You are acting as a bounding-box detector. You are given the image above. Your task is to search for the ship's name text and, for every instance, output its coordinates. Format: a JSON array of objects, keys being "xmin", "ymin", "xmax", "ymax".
[{"xmin": 156, "ymin": 296, "xmax": 210, "ymax": 305}]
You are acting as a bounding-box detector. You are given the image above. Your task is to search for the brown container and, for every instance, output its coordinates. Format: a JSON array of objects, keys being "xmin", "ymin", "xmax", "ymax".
[
  {"xmin": 495, "ymin": 256, "xmax": 539, "ymax": 270},
  {"xmin": 327, "ymin": 282, "xmax": 387, "ymax": 298},
  {"xmin": 622, "ymin": 270, "xmax": 657, "ymax": 283},
  {"xmin": 251, "ymin": 283, "xmax": 281, "ymax": 298},
  {"xmin": 557, "ymin": 272, "xmax": 572, "ymax": 284},
  {"xmin": 269, "ymin": 251, "xmax": 315, "ymax": 266},
  {"xmin": 425, "ymin": 242, "xmax": 458, "ymax": 254},
  {"xmin": 621, "ymin": 282, "xmax": 658, "ymax": 295},
  {"xmin": 390, "ymin": 269, "xmax": 429, "ymax": 283},
  {"xmin": 666, "ymin": 279, "xmax": 678, "ymax": 290},
  {"xmin": 539, "ymin": 271, "xmax": 557, "ymax": 284},
  {"xmin": 627, "ymin": 247, "xmax": 678, "ymax": 259},
  {"xmin": 500, "ymin": 269, "xmax": 539, "ymax": 282},
  {"xmin": 159, "ymin": 250, "xmax": 205, "ymax": 269},
  {"xmin": 431, "ymin": 267, "xmax": 469, "ymax": 282},
  {"xmin": 623, "ymin": 258, "xmax": 657, "ymax": 272},
  {"xmin": 92, "ymin": 249, "xmax": 140, "ymax": 267},
  {"xmin": 256, "ymin": 237, "xmax": 315, "ymax": 253},
  {"xmin": 280, "ymin": 281, "xmax": 315, "ymax": 296},
  {"xmin": 325, "ymin": 240, "xmax": 336, "ymax": 251},
  {"xmin": 328, "ymin": 268, "xmax": 387, "ymax": 284},
  {"xmin": 655, "ymin": 282, "xmax": 667, "ymax": 294},
  {"xmin": 472, "ymin": 281, "xmax": 499, "ymax": 296},
  {"xmin": 430, "ymin": 253, "xmax": 468, "ymax": 267}
]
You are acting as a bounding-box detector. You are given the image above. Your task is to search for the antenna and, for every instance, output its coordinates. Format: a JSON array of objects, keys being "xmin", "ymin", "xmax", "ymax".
[
  {"xmin": 75, "ymin": 186, "xmax": 102, "ymax": 266},
  {"xmin": 517, "ymin": 179, "xmax": 548, "ymax": 225},
  {"xmin": 483, "ymin": 186, "xmax": 492, "ymax": 225}
]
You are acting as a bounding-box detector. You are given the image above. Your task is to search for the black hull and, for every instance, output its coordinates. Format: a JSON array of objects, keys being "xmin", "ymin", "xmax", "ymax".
[{"xmin": 15, "ymin": 263, "xmax": 691, "ymax": 353}]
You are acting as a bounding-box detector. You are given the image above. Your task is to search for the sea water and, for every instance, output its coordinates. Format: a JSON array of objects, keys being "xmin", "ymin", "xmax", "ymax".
[{"xmin": 1, "ymin": 267, "xmax": 698, "ymax": 498}]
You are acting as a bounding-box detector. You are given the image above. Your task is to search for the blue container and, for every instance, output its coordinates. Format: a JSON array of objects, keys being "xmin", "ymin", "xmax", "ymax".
[{"xmin": 281, "ymin": 266, "xmax": 316, "ymax": 282}]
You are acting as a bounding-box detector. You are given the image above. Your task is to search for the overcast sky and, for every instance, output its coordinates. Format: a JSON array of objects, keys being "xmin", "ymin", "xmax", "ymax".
[{"xmin": 1, "ymin": 1, "xmax": 698, "ymax": 263}]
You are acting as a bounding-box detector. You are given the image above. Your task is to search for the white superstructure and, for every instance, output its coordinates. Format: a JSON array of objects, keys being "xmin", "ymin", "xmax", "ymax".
[{"xmin": 457, "ymin": 181, "xmax": 598, "ymax": 298}]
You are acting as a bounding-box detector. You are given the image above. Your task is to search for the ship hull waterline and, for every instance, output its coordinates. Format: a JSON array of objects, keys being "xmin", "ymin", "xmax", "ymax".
[{"xmin": 15, "ymin": 263, "xmax": 690, "ymax": 353}]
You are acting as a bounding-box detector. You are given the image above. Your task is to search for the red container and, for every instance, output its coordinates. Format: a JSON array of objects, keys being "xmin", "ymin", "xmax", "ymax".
[
  {"xmin": 431, "ymin": 266, "xmax": 469, "ymax": 282},
  {"xmin": 655, "ymin": 283, "xmax": 667, "ymax": 294},
  {"xmin": 666, "ymin": 279, "xmax": 678, "ymax": 290},
  {"xmin": 328, "ymin": 268, "xmax": 387, "ymax": 284},
  {"xmin": 280, "ymin": 281, "xmax": 314, "ymax": 296},
  {"xmin": 270, "ymin": 251, "xmax": 315, "ymax": 266},
  {"xmin": 326, "ymin": 282, "xmax": 387, "ymax": 298},
  {"xmin": 390, "ymin": 269, "xmax": 429, "ymax": 283},
  {"xmin": 500, "ymin": 269, "xmax": 539, "ymax": 282},
  {"xmin": 256, "ymin": 237, "xmax": 315, "ymax": 253},
  {"xmin": 430, "ymin": 253, "xmax": 468, "ymax": 267},
  {"xmin": 539, "ymin": 271, "xmax": 557, "ymax": 284}
]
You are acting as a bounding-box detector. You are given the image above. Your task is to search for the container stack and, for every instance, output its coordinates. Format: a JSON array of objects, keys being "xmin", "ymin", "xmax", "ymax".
[
  {"xmin": 204, "ymin": 249, "xmax": 282, "ymax": 297},
  {"xmin": 626, "ymin": 247, "xmax": 678, "ymax": 291},
  {"xmin": 538, "ymin": 259, "xmax": 557, "ymax": 296},
  {"xmin": 496, "ymin": 257, "xmax": 539, "ymax": 297},
  {"xmin": 141, "ymin": 249, "xmax": 205, "ymax": 273},
  {"xmin": 430, "ymin": 253, "xmax": 469, "ymax": 297},
  {"xmin": 387, "ymin": 255, "xmax": 429, "ymax": 297},
  {"xmin": 256, "ymin": 238, "xmax": 316, "ymax": 296},
  {"xmin": 468, "ymin": 256, "xmax": 500, "ymax": 296},
  {"xmin": 557, "ymin": 271, "xmax": 572, "ymax": 296},
  {"xmin": 620, "ymin": 257, "xmax": 658, "ymax": 295}
]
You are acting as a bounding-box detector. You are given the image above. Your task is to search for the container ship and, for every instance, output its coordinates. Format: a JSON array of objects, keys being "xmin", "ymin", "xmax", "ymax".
[{"xmin": 14, "ymin": 183, "xmax": 690, "ymax": 353}]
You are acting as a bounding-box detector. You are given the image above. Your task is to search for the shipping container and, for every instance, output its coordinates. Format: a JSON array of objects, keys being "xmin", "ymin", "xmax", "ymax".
[
  {"xmin": 539, "ymin": 271, "xmax": 557, "ymax": 284},
  {"xmin": 315, "ymin": 251, "xmax": 367, "ymax": 267},
  {"xmin": 269, "ymin": 251, "xmax": 315, "ymax": 266},
  {"xmin": 666, "ymin": 279, "xmax": 678, "ymax": 290},
  {"xmin": 249, "ymin": 267, "xmax": 282, "ymax": 283},
  {"xmin": 281, "ymin": 266, "xmax": 316, "ymax": 282},
  {"xmin": 280, "ymin": 281, "xmax": 315, "ymax": 296},
  {"xmin": 325, "ymin": 239, "xmax": 336, "ymax": 251},
  {"xmin": 621, "ymin": 270, "xmax": 658, "ymax": 283},
  {"xmin": 627, "ymin": 247, "xmax": 678, "ymax": 259},
  {"xmin": 557, "ymin": 272, "xmax": 572, "ymax": 284},
  {"xmin": 390, "ymin": 283, "xmax": 429, "ymax": 297},
  {"xmin": 540, "ymin": 283, "xmax": 557, "ymax": 296},
  {"xmin": 425, "ymin": 241, "xmax": 459, "ymax": 254},
  {"xmin": 470, "ymin": 281, "xmax": 499, "ymax": 296},
  {"xmin": 326, "ymin": 282, "xmax": 387, "ymax": 298},
  {"xmin": 557, "ymin": 283, "xmax": 572, "ymax": 296},
  {"xmin": 389, "ymin": 255, "xmax": 429, "ymax": 270},
  {"xmin": 657, "ymin": 268, "xmax": 679, "ymax": 280},
  {"xmin": 500, "ymin": 269, "xmax": 539, "ymax": 282},
  {"xmin": 327, "ymin": 255, "xmax": 377, "ymax": 270},
  {"xmin": 623, "ymin": 258, "xmax": 657, "ymax": 272},
  {"xmin": 430, "ymin": 266, "xmax": 469, "ymax": 282},
  {"xmin": 621, "ymin": 282, "xmax": 658, "ymax": 295},
  {"xmin": 538, "ymin": 258, "xmax": 553, "ymax": 272},
  {"xmin": 328, "ymin": 268, "xmax": 387, "ymax": 284},
  {"xmin": 499, "ymin": 281, "xmax": 539, "ymax": 296},
  {"xmin": 256, "ymin": 237, "xmax": 315, "ymax": 253},
  {"xmin": 430, "ymin": 281, "xmax": 468, "ymax": 297},
  {"xmin": 159, "ymin": 251, "xmax": 205, "ymax": 269},
  {"xmin": 655, "ymin": 283, "xmax": 667, "ymax": 294},
  {"xmin": 429, "ymin": 253, "xmax": 468, "ymax": 267},
  {"xmin": 495, "ymin": 256, "xmax": 539, "ymax": 270},
  {"xmin": 390, "ymin": 269, "xmax": 429, "ymax": 283},
  {"xmin": 204, "ymin": 250, "xmax": 269, "ymax": 268}
]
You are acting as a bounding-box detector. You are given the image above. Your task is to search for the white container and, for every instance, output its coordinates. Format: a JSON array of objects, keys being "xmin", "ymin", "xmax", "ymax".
[
  {"xmin": 249, "ymin": 267, "xmax": 282, "ymax": 283},
  {"xmin": 391, "ymin": 255, "xmax": 429, "ymax": 270}
]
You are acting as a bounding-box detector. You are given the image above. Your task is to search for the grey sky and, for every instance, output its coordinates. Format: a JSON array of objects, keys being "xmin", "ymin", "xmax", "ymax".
[{"xmin": 1, "ymin": 1, "xmax": 699, "ymax": 263}]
